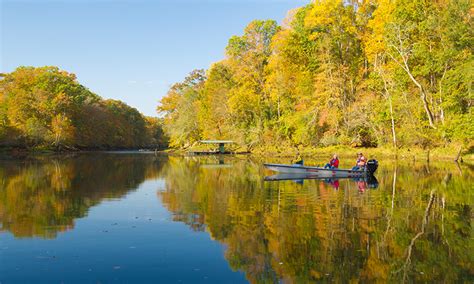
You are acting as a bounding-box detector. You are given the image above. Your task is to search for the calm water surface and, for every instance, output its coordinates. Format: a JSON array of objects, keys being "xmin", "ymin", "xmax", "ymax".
[{"xmin": 0, "ymin": 153, "xmax": 472, "ymax": 283}]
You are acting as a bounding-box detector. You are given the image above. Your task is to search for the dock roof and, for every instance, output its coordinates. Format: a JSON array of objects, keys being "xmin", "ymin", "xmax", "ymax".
[{"xmin": 200, "ymin": 140, "xmax": 234, "ymax": 144}]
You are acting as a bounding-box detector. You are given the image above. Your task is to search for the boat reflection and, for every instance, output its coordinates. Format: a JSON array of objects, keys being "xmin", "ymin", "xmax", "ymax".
[{"xmin": 264, "ymin": 173, "xmax": 379, "ymax": 189}]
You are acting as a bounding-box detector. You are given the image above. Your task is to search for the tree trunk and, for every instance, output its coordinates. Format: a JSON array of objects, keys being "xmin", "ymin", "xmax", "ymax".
[
  {"xmin": 401, "ymin": 58, "xmax": 436, "ymax": 128},
  {"xmin": 454, "ymin": 147, "xmax": 462, "ymax": 162},
  {"xmin": 377, "ymin": 59, "xmax": 397, "ymax": 148},
  {"xmin": 389, "ymin": 97, "xmax": 397, "ymax": 148},
  {"xmin": 277, "ymin": 96, "xmax": 281, "ymax": 119},
  {"xmin": 389, "ymin": 31, "xmax": 436, "ymax": 128}
]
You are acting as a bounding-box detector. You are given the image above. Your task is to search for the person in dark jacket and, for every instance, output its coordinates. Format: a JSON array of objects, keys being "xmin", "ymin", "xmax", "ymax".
[{"xmin": 293, "ymin": 151, "xmax": 304, "ymax": 166}]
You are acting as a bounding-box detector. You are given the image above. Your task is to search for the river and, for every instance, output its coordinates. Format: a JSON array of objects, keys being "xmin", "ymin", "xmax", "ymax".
[{"xmin": 0, "ymin": 153, "xmax": 472, "ymax": 282}]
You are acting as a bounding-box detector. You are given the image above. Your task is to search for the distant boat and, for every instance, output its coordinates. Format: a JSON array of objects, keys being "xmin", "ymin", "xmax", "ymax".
[{"xmin": 264, "ymin": 160, "xmax": 378, "ymax": 178}]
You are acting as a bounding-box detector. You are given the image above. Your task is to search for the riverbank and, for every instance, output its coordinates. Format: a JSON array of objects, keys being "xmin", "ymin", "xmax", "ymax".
[
  {"xmin": 165, "ymin": 144, "xmax": 473, "ymax": 162},
  {"xmin": 2, "ymin": 144, "xmax": 472, "ymax": 162},
  {"xmin": 253, "ymin": 144, "xmax": 473, "ymax": 162},
  {"xmin": 0, "ymin": 146, "xmax": 165, "ymax": 159}
]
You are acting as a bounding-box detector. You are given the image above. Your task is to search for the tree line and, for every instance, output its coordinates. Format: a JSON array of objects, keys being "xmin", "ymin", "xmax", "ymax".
[
  {"xmin": 0, "ymin": 66, "xmax": 167, "ymax": 150},
  {"xmin": 158, "ymin": 0, "xmax": 473, "ymax": 151}
]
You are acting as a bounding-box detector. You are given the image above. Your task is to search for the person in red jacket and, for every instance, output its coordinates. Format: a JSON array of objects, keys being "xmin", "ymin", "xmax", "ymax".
[{"xmin": 324, "ymin": 154, "xmax": 339, "ymax": 169}]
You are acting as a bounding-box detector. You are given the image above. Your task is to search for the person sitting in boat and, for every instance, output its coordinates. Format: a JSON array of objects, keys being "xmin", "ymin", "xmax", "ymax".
[
  {"xmin": 352, "ymin": 153, "xmax": 367, "ymax": 170},
  {"xmin": 293, "ymin": 152, "xmax": 304, "ymax": 166},
  {"xmin": 324, "ymin": 154, "xmax": 339, "ymax": 169}
]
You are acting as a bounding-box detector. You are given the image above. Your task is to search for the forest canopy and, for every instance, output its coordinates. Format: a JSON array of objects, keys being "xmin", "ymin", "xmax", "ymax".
[
  {"xmin": 158, "ymin": 0, "xmax": 473, "ymax": 151},
  {"xmin": 0, "ymin": 66, "xmax": 167, "ymax": 150}
]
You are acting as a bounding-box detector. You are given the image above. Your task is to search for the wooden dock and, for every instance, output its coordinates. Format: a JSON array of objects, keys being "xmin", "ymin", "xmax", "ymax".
[
  {"xmin": 188, "ymin": 140, "xmax": 234, "ymax": 155},
  {"xmin": 188, "ymin": 150, "xmax": 232, "ymax": 155}
]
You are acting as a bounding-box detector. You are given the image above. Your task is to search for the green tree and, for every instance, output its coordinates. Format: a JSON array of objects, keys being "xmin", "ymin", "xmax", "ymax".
[
  {"xmin": 158, "ymin": 69, "xmax": 205, "ymax": 148},
  {"xmin": 225, "ymin": 20, "xmax": 280, "ymax": 147}
]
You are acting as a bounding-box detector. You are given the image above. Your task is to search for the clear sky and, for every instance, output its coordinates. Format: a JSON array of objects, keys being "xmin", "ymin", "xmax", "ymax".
[{"xmin": 1, "ymin": 0, "xmax": 308, "ymax": 117}]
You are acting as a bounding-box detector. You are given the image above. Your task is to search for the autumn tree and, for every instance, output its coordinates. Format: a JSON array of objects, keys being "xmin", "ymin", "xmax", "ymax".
[
  {"xmin": 0, "ymin": 66, "xmax": 166, "ymax": 149},
  {"xmin": 157, "ymin": 69, "xmax": 206, "ymax": 148},
  {"xmin": 158, "ymin": 0, "xmax": 473, "ymax": 150}
]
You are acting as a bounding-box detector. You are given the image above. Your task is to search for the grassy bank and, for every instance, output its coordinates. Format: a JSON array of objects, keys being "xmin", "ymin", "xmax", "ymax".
[
  {"xmin": 250, "ymin": 144, "xmax": 473, "ymax": 162},
  {"xmin": 167, "ymin": 142, "xmax": 473, "ymax": 162}
]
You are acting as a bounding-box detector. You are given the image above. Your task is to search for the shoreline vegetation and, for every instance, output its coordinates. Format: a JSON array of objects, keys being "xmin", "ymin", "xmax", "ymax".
[
  {"xmin": 1, "ymin": 144, "xmax": 472, "ymax": 162},
  {"xmin": 164, "ymin": 145, "xmax": 473, "ymax": 162},
  {"xmin": 157, "ymin": 1, "xmax": 473, "ymax": 159}
]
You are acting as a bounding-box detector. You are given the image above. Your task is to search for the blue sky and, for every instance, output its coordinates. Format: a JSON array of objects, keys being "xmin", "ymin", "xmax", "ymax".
[{"xmin": 1, "ymin": 0, "xmax": 308, "ymax": 116}]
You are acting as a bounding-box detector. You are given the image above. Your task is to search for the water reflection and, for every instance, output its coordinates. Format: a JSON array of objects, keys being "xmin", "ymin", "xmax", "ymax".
[
  {"xmin": 158, "ymin": 157, "xmax": 473, "ymax": 282},
  {"xmin": 264, "ymin": 174, "xmax": 379, "ymax": 190},
  {"xmin": 0, "ymin": 154, "xmax": 164, "ymax": 238},
  {"xmin": 0, "ymin": 155, "xmax": 472, "ymax": 282}
]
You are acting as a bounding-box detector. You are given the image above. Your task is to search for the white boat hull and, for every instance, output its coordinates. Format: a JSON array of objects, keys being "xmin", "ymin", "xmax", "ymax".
[{"xmin": 264, "ymin": 163, "xmax": 366, "ymax": 178}]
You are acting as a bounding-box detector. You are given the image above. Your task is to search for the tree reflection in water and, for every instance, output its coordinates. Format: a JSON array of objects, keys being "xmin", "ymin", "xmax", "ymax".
[
  {"xmin": 0, "ymin": 155, "xmax": 471, "ymax": 282},
  {"xmin": 158, "ymin": 157, "xmax": 473, "ymax": 283},
  {"xmin": 0, "ymin": 154, "xmax": 164, "ymax": 238}
]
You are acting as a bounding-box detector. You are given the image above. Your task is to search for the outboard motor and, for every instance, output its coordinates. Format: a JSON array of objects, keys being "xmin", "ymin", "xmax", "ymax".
[
  {"xmin": 294, "ymin": 159, "xmax": 304, "ymax": 166},
  {"xmin": 366, "ymin": 159, "xmax": 378, "ymax": 176},
  {"xmin": 367, "ymin": 175, "xmax": 379, "ymax": 188}
]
